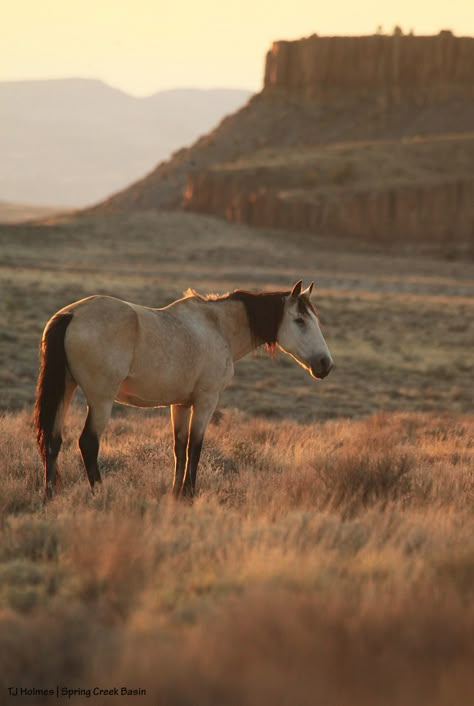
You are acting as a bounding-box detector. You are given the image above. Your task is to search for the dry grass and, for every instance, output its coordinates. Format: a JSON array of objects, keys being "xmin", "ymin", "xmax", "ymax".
[
  {"xmin": 0, "ymin": 408, "xmax": 473, "ymax": 704},
  {"xmin": 0, "ymin": 209, "xmax": 473, "ymax": 703}
]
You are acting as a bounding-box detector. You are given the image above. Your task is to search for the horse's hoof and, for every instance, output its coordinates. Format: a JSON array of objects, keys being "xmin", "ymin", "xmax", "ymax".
[{"xmin": 90, "ymin": 482, "xmax": 103, "ymax": 496}]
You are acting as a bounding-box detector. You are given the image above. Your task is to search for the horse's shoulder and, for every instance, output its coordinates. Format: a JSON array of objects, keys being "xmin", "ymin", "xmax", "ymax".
[{"xmin": 164, "ymin": 299, "xmax": 215, "ymax": 332}]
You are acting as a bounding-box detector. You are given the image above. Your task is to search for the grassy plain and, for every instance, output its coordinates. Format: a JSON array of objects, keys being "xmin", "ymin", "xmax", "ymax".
[{"xmin": 0, "ymin": 210, "xmax": 473, "ymax": 704}]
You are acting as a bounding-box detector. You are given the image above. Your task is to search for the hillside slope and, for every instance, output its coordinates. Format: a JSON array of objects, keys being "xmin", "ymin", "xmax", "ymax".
[{"xmin": 98, "ymin": 32, "xmax": 474, "ymax": 244}]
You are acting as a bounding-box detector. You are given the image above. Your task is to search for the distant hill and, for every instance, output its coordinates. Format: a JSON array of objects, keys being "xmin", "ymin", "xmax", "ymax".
[
  {"xmin": 97, "ymin": 31, "xmax": 474, "ymax": 245},
  {"xmin": 0, "ymin": 79, "xmax": 252, "ymax": 206},
  {"xmin": 0, "ymin": 201, "xmax": 70, "ymax": 223}
]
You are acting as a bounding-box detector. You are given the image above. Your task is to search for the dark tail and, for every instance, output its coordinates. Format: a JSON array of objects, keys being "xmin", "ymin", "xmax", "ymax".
[{"xmin": 34, "ymin": 312, "xmax": 73, "ymax": 467}]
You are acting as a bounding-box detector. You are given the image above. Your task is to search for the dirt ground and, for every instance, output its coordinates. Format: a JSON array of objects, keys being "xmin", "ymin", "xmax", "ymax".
[{"xmin": 0, "ymin": 209, "xmax": 472, "ymax": 419}]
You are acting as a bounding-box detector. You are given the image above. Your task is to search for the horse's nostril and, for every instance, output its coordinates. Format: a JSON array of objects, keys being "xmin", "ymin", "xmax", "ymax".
[
  {"xmin": 320, "ymin": 355, "xmax": 332, "ymax": 372},
  {"xmin": 310, "ymin": 355, "xmax": 333, "ymax": 379}
]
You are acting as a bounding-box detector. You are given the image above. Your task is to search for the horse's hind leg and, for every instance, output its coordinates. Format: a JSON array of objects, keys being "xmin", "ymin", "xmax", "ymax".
[
  {"xmin": 45, "ymin": 373, "xmax": 77, "ymax": 499},
  {"xmin": 79, "ymin": 399, "xmax": 113, "ymax": 491}
]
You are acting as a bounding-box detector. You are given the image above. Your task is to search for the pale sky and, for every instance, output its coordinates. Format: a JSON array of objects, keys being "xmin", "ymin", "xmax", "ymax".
[{"xmin": 2, "ymin": 0, "xmax": 473, "ymax": 95}]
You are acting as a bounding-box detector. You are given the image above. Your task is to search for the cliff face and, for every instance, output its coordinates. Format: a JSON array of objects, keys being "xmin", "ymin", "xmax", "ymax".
[
  {"xmin": 183, "ymin": 135, "xmax": 474, "ymax": 243},
  {"xmin": 264, "ymin": 32, "xmax": 474, "ymax": 102},
  {"xmin": 185, "ymin": 172, "xmax": 474, "ymax": 243}
]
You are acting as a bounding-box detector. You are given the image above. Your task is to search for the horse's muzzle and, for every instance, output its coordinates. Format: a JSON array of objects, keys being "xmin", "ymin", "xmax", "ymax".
[{"xmin": 310, "ymin": 355, "xmax": 333, "ymax": 380}]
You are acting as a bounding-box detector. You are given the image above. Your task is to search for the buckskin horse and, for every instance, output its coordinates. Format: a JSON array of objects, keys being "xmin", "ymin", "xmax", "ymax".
[{"xmin": 34, "ymin": 281, "xmax": 333, "ymax": 500}]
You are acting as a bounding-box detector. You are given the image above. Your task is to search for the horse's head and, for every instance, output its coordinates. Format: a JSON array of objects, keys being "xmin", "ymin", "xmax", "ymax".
[{"xmin": 277, "ymin": 280, "xmax": 333, "ymax": 380}]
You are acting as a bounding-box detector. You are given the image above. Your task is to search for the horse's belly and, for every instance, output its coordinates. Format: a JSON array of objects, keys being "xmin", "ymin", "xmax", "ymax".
[
  {"xmin": 115, "ymin": 390, "xmax": 165, "ymax": 408},
  {"xmin": 115, "ymin": 378, "xmax": 192, "ymax": 408}
]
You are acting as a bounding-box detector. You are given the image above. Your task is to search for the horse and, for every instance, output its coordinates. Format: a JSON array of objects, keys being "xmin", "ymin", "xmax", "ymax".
[{"xmin": 34, "ymin": 280, "xmax": 333, "ymax": 500}]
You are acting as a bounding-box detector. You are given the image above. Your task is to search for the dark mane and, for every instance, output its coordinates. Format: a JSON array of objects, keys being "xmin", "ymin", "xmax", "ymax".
[
  {"xmin": 225, "ymin": 290, "xmax": 289, "ymax": 346},
  {"xmin": 185, "ymin": 287, "xmax": 317, "ymax": 346}
]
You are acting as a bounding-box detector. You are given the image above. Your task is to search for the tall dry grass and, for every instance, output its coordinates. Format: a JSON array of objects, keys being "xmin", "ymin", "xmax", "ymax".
[{"xmin": 0, "ymin": 407, "xmax": 473, "ymax": 704}]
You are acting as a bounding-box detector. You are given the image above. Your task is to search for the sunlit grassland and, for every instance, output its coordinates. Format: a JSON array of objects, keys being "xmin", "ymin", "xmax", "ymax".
[
  {"xmin": 0, "ymin": 409, "xmax": 473, "ymax": 704},
  {"xmin": 0, "ymin": 211, "xmax": 473, "ymax": 704}
]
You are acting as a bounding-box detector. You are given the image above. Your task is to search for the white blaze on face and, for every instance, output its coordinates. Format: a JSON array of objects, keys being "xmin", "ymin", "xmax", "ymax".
[{"xmin": 276, "ymin": 283, "xmax": 333, "ymax": 380}]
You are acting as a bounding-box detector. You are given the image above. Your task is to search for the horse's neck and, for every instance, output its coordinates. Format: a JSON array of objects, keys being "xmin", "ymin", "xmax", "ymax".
[{"xmin": 216, "ymin": 300, "xmax": 256, "ymax": 361}]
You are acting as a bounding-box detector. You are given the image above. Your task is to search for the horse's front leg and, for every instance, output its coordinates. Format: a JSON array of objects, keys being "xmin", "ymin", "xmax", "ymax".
[
  {"xmin": 181, "ymin": 394, "xmax": 219, "ymax": 498},
  {"xmin": 170, "ymin": 404, "xmax": 191, "ymax": 498}
]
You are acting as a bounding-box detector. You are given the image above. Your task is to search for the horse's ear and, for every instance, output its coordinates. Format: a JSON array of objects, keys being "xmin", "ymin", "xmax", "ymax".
[
  {"xmin": 302, "ymin": 282, "xmax": 314, "ymax": 299},
  {"xmin": 290, "ymin": 280, "xmax": 303, "ymax": 298}
]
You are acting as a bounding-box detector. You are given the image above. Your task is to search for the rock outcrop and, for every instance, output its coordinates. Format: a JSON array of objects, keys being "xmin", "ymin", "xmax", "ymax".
[
  {"xmin": 264, "ymin": 32, "xmax": 474, "ymax": 102},
  {"xmin": 183, "ymin": 135, "xmax": 474, "ymax": 243},
  {"xmin": 98, "ymin": 31, "xmax": 474, "ymax": 246},
  {"xmin": 185, "ymin": 171, "xmax": 474, "ymax": 243}
]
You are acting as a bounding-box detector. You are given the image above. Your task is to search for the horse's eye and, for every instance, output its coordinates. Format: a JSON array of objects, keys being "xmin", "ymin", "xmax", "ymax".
[{"xmin": 295, "ymin": 317, "xmax": 305, "ymax": 327}]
